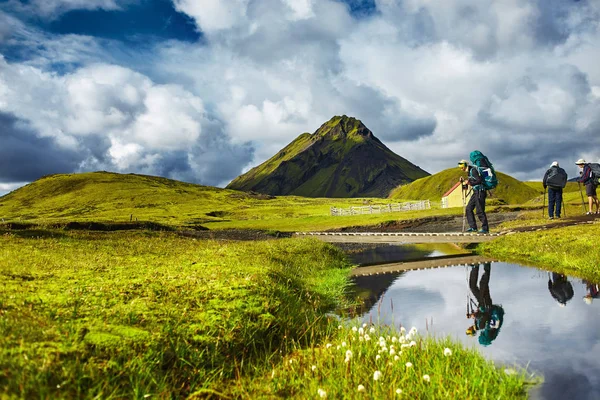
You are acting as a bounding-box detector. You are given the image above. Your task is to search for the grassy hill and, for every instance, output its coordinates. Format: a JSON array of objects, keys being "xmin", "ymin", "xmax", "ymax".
[
  {"xmin": 389, "ymin": 168, "xmax": 539, "ymax": 205},
  {"xmin": 227, "ymin": 115, "xmax": 429, "ymax": 198},
  {"xmin": 0, "ymin": 171, "xmax": 457, "ymax": 231}
]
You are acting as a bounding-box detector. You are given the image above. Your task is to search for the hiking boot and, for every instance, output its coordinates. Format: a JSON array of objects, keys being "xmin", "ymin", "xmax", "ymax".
[
  {"xmin": 549, "ymin": 216, "xmax": 554, "ymax": 220},
  {"xmin": 478, "ymin": 229, "xmax": 489, "ymax": 234},
  {"xmin": 465, "ymin": 228, "xmax": 477, "ymax": 233},
  {"xmin": 586, "ymin": 211, "xmax": 593, "ymax": 215},
  {"xmin": 556, "ymin": 216, "xmax": 561, "ymax": 219}
]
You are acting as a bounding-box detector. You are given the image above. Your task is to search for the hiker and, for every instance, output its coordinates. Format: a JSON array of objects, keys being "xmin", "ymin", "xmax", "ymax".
[
  {"xmin": 542, "ymin": 161, "xmax": 567, "ymax": 219},
  {"xmin": 458, "ymin": 159, "xmax": 489, "ymax": 233},
  {"xmin": 547, "ymin": 273, "xmax": 574, "ymax": 307},
  {"xmin": 576, "ymin": 159, "xmax": 599, "ymax": 215},
  {"xmin": 466, "ymin": 262, "xmax": 504, "ymax": 346},
  {"xmin": 583, "ymin": 280, "xmax": 599, "ymax": 305}
]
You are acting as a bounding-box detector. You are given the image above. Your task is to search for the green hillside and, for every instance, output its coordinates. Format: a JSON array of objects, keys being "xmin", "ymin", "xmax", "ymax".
[
  {"xmin": 389, "ymin": 168, "xmax": 539, "ymax": 205},
  {"xmin": 0, "ymin": 171, "xmax": 456, "ymax": 231},
  {"xmin": 226, "ymin": 115, "xmax": 430, "ymax": 198}
]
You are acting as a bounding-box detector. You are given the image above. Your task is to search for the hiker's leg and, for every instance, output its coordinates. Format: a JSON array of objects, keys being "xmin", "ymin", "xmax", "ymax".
[
  {"xmin": 481, "ymin": 263, "xmax": 492, "ymax": 307},
  {"xmin": 475, "ymin": 190, "xmax": 489, "ymax": 230},
  {"xmin": 465, "ymin": 193, "xmax": 477, "ymax": 229},
  {"xmin": 589, "ymin": 196, "xmax": 594, "ymax": 213},
  {"xmin": 555, "ymin": 189, "xmax": 562, "ymax": 217},
  {"xmin": 469, "ymin": 264, "xmax": 482, "ymax": 302},
  {"xmin": 548, "ymin": 189, "xmax": 556, "ymax": 218}
]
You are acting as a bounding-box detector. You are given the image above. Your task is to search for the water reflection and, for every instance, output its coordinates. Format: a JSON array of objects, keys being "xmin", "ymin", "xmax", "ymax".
[
  {"xmin": 466, "ymin": 263, "xmax": 504, "ymax": 346},
  {"xmin": 350, "ymin": 255, "xmax": 600, "ymax": 400}
]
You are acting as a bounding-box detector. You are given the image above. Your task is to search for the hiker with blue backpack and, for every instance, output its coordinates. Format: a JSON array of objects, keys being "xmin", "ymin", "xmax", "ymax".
[
  {"xmin": 458, "ymin": 151, "xmax": 498, "ymax": 234},
  {"xmin": 542, "ymin": 161, "xmax": 568, "ymax": 219},
  {"xmin": 576, "ymin": 159, "xmax": 600, "ymax": 215},
  {"xmin": 466, "ymin": 262, "xmax": 504, "ymax": 346}
]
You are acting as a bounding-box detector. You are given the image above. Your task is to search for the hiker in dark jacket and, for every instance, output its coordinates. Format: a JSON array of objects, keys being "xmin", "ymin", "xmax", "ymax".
[
  {"xmin": 576, "ymin": 159, "xmax": 599, "ymax": 215},
  {"xmin": 458, "ymin": 159, "xmax": 489, "ymax": 233},
  {"xmin": 542, "ymin": 161, "xmax": 566, "ymax": 219},
  {"xmin": 548, "ymin": 273, "xmax": 574, "ymax": 306}
]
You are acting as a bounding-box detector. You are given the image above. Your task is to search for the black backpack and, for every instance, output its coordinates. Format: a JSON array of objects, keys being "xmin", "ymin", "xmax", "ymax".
[
  {"xmin": 590, "ymin": 163, "xmax": 600, "ymax": 186},
  {"xmin": 546, "ymin": 167, "xmax": 568, "ymax": 188}
]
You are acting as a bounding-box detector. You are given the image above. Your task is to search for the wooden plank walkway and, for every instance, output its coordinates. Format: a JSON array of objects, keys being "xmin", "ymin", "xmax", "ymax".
[
  {"xmin": 351, "ymin": 254, "xmax": 495, "ymax": 276},
  {"xmin": 293, "ymin": 231, "xmax": 502, "ymax": 244}
]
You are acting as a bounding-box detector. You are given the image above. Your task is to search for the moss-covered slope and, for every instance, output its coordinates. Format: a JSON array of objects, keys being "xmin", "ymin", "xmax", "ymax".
[
  {"xmin": 389, "ymin": 168, "xmax": 539, "ymax": 205},
  {"xmin": 226, "ymin": 115, "xmax": 430, "ymax": 198}
]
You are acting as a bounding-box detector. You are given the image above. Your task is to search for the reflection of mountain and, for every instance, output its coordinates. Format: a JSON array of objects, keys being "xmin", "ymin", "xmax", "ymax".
[{"xmin": 350, "ymin": 272, "xmax": 405, "ymax": 315}]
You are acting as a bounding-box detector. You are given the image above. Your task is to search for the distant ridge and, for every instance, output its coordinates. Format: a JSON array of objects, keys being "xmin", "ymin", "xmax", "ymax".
[{"xmin": 226, "ymin": 115, "xmax": 429, "ymax": 198}]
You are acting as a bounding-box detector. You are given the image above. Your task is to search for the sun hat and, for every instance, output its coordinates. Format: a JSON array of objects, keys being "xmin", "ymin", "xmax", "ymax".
[
  {"xmin": 551, "ymin": 161, "xmax": 559, "ymax": 167},
  {"xmin": 458, "ymin": 159, "xmax": 469, "ymax": 166},
  {"xmin": 576, "ymin": 159, "xmax": 586, "ymax": 165}
]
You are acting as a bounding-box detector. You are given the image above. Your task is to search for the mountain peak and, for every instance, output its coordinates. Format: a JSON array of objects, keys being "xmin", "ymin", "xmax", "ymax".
[{"xmin": 314, "ymin": 115, "xmax": 375, "ymax": 141}]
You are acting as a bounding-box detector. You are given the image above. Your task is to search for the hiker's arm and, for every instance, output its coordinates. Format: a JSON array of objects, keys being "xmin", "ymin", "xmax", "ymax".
[
  {"xmin": 542, "ymin": 170, "xmax": 548, "ymax": 189},
  {"xmin": 468, "ymin": 168, "xmax": 482, "ymax": 186}
]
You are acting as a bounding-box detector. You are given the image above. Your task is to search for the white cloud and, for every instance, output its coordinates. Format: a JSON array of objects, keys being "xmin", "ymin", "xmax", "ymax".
[
  {"xmin": 1, "ymin": 0, "xmax": 132, "ymax": 18},
  {"xmin": 172, "ymin": 0, "xmax": 250, "ymax": 33}
]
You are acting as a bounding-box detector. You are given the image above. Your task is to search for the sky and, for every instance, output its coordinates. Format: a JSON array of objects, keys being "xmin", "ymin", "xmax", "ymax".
[{"xmin": 1, "ymin": 0, "xmax": 599, "ymax": 196}]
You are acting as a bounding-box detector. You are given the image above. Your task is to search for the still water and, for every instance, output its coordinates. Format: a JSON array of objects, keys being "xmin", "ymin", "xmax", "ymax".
[{"xmin": 348, "ymin": 245, "xmax": 600, "ymax": 400}]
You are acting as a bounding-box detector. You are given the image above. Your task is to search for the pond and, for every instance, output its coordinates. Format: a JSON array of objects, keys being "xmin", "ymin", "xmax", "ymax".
[{"xmin": 347, "ymin": 244, "xmax": 600, "ymax": 400}]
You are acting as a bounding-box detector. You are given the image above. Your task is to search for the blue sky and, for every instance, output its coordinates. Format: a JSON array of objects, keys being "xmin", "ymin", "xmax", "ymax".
[{"xmin": 0, "ymin": 0, "xmax": 599, "ymax": 195}]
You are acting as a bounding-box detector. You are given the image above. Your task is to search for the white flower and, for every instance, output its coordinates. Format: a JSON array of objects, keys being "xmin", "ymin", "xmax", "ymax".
[
  {"xmin": 423, "ymin": 374, "xmax": 431, "ymax": 382},
  {"xmin": 359, "ymin": 336, "xmax": 364, "ymax": 342},
  {"xmin": 369, "ymin": 327, "xmax": 376, "ymax": 334},
  {"xmin": 409, "ymin": 341, "xmax": 417, "ymax": 347},
  {"xmin": 326, "ymin": 343, "xmax": 332, "ymax": 349},
  {"xmin": 342, "ymin": 341, "xmax": 347, "ymax": 347},
  {"xmin": 400, "ymin": 327, "xmax": 406, "ymax": 334},
  {"xmin": 318, "ymin": 388, "xmax": 327, "ymax": 398},
  {"xmin": 410, "ymin": 327, "xmax": 418, "ymax": 334},
  {"xmin": 311, "ymin": 365, "xmax": 317, "ymax": 371},
  {"xmin": 336, "ymin": 345, "xmax": 341, "ymax": 350},
  {"xmin": 392, "ymin": 336, "xmax": 398, "ymax": 343},
  {"xmin": 405, "ymin": 362, "xmax": 413, "ymax": 368},
  {"xmin": 394, "ymin": 355, "xmax": 400, "ymax": 361},
  {"xmin": 444, "ymin": 348, "xmax": 452, "ymax": 357},
  {"xmin": 357, "ymin": 384, "xmax": 365, "ymax": 392},
  {"xmin": 364, "ymin": 334, "xmax": 371, "ymax": 341},
  {"xmin": 379, "ymin": 336, "xmax": 386, "ymax": 343},
  {"xmin": 396, "ymin": 389, "xmax": 403, "ymax": 395},
  {"xmin": 389, "ymin": 349, "xmax": 396, "ymax": 356},
  {"xmin": 352, "ymin": 326, "xmax": 358, "ymax": 332},
  {"xmin": 338, "ymin": 325, "xmax": 343, "ymax": 330},
  {"xmin": 376, "ymin": 355, "xmax": 381, "ymax": 361},
  {"xmin": 401, "ymin": 344, "xmax": 410, "ymax": 349},
  {"xmin": 358, "ymin": 327, "xmax": 364, "ymax": 335},
  {"xmin": 373, "ymin": 370, "xmax": 382, "ymax": 381},
  {"xmin": 345, "ymin": 356, "xmax": 351, "ymax": 363},
  {"xmin": 362, "ymin": 323, "xmax": 368, "ymax": 328},
  {"xmin": 289, "ymin": 359, "xmax": 294, "ymax": 364},
  {"xmin": 346, "ymin": 350, "xmax": 353, "ymax": 359}
]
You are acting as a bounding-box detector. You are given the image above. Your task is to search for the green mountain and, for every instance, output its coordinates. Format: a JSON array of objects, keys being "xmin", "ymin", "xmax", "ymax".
[
  {"xmin": 389, "ymin": 168, "xmax": 539, "ymax": 205},
  {"xmin": 226, "ymin": 116, "xmax": 430, "ymax": 198}
]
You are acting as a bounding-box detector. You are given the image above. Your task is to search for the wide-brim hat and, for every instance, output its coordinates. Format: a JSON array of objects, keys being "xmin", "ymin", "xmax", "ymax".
[
  {"xmin": 576, "ymin": 158, "xmax": 586, "ymax": 165},
  {"xmin": 458, "ymin": 159, "xmax": 469, "ymax": 166}
]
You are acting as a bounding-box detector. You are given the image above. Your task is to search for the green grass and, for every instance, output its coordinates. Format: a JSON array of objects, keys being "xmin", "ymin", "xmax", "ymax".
[
  {"xmin": 478, "ymin": 221, "xmax": 600, "ymax": 281},
  {"xmin": 0, "ymin": 231, "xmax": 352, "ymax": 398},
  {"xmin": 390, "ymin": 168, "xmax": 539, "ymax": 205},
  {"xmin": 229, "ymin": 325, "xmax": 531, "ymax": 399}
]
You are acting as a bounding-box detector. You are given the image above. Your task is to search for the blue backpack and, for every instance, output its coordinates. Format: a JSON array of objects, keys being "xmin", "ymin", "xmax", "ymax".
[{"xmin": 470, "ymin": 150, "xmax": 498, "ymax": 190}]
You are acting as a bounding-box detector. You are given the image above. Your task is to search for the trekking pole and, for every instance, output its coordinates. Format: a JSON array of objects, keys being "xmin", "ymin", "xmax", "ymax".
[
  {"xmin": 563, "ymin": 195, "xmax": 567, "ymax": 217},
  {"xmin": 578, "ymin": 182, "xmax": 587, "ymax": 213},
  {"xmin": 461, "ymin": 179, "xmax": 466, "ymax": 232},
  {"xmin": 542, "ymin": 188, "xmax": 546, "ymax": 217}
]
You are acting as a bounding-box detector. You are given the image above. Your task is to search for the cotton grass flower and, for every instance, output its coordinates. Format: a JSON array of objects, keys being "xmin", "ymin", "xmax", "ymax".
[
  {"xmin": 311, "ymin": 365, "xmax": 317, "ymax": 371},
  {"xmin": 444, "ymin": 348, "xmax": 452, "ymax": 357},
  {"xmin": 363, "ymin": 323, "xmax": 368, "ymax": 328},
  {"xmin": 357, "ymin": 385, "xmax": 365, "ymax": 392},
  {"xmin": 338, "ymin": 325, "xmax": 343, "ymax": 330},
  {"xmin": 405, "ymin": 362, "xmax": 413, "ymax": 368},
  {"xmin": 369, "ymin": 327, "xmax": 376, "ymax": 334},
  {"xmin": 373, "ymin": 370, "xmax": 382, "ymax": 381},
  {"xmin": 342, "ymin": 341, "xmax": 347, "ymax": 347},
  {"xmin": 423, "ymin": 374, "xmax": 431, "ymax": 382},
  {"xmin": 358, "ymin": 327, "xmax": 364, "ymax": 335},
  {"xmin": 318, "ymin": 388, "xmax": 327, "ymax": 398},
  {"xmin": 352, "ymin": 326, "xmax": 358, "ymax": 332},
  {"xmin": 389, "ymin": 348, "xmax": 396, "ymax": 356},
  {"xmin": 376, "ymin": 355, "xmax": 381, "ymax": 361},
  {"xmin": 364, "ymin": 334, "xmax": 371, "ymax": 341},
  {"xmin": 394, "ymin": 355, "xmax": 400, "ymax": 361},
  {"xmin": 396, "ymin": 388, "xmax": 403, "ymax": 395}
]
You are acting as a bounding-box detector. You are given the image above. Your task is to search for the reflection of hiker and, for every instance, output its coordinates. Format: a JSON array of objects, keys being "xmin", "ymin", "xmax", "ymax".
[
  {"xmin": 458, "ymin": 160, "xmax": 489, "ymax": 233},
  {"xmin": 576, "ymin": 159, "xmax": 599, "ymax": 215},
  {"xmin": 547, "ymin": 273, "xmax": 574, "ymax": 306},
  {"xmin": 583, "ymin": 280, "xmax": 600, "ymax": 305},
  {"xmin": 543, "ymin": 161, "xmax": 567, "ymax": 219},
  {"xmin": 466, "ymin": 263, "xmax": 504, "ymax": 346}
]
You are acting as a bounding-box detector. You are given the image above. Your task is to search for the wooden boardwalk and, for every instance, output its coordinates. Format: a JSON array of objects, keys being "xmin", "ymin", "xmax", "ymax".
[
  {"xmin": 293, "ymin": 231, "xmax": 502, "ymax": 244},
  {"xmin": 350, "ymin": 254, "xmax": 496, "ymax": 276}
]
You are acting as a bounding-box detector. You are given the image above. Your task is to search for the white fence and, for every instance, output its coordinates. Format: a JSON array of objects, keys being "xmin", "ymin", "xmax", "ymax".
[{"xmin": 330, "ymin": 200, "xmax": 431, "ymax": 216}]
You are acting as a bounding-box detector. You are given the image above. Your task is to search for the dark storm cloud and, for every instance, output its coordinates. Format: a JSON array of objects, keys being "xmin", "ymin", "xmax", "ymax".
[{"xmin": 0, "ymin": 112, "xmax": 83, "ymax": 183}]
